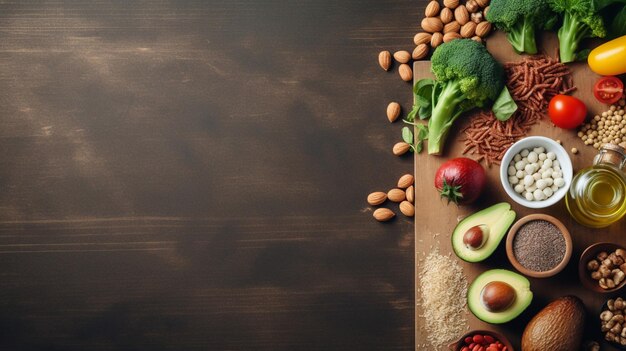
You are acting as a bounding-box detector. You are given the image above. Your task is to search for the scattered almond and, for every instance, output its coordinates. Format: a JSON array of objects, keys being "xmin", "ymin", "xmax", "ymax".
[
  {"xmin": 393, "ymin": 142, "xmax": 411, "ymax": 156},
  {"xmin": 443, "ymin": 21, "xmax": 460, "ymax": 34},
  {"xmin": 378, "ymin": 51, "xmax": 392, "ymax": 71},
  {"xmin": 471, "ymin": 35, "xmax": 482, "ymax": 43},
  {"xmin": 461, "ymin": 22, "xmax": 476, "ymax": 38},
  {"xmin": 398, "ymin": 64, "xmax": 413, "ymax": 82},
  {"xmin": 476, "ymin": 0, "xmax": 489, "ymax": 7},
  {"xmin": 475, "ymin": 21, "xmax": 492, "ymax": 37},
  {"xmin": 454, "ymin": 5, "xmax": 469, "ymax": 25},
  {"xmin": 373, "ymin": 208, "xmax": 395, "ymax": 222},
  {"xmin": 387, "ymin": 102, "xmax": 401, "ymax": 123},
  {"xmin": 443, "ymin": 32, "xmax": 462, "ymax": 42},
  {"xmin": 367, "ymin": 191, "xmax": 387, "ymax": 206},
  {"xmin": 466, "ymin": 0, "xmax": 479, "ymax": 13},
  {"xmin": 400, "ymin": 201, "xmax": 415, "ymax": 217},
  {"xmin": 406, "ymin": 185, "xmax": 415, "ymax": 203},
  {"xmin": 440, "ymin": 7, "xmax": 454, "ymax": 24},
  {"xmin": 387, "ymin": 188, "xmax": 406, "ymax": 202},
  {"xmin": 444, "ymin": 0, "xmax": 459, "ymax": 9},
  {"xmin": 431, "ymin": 32, "xmax": 444, "ymax": 48},
  {"xmin": 421, "ymin": 17, "xmax": 443, "ymax": 33},
  {"xmin": 397, "ymin": 174, "xmax": 415, "ymax": 189},
  {"xmin": 414, "ymin": 32, "xmax": 432, "ymax": 46},
  {"xmin": 425, "ymin": 0, "xmax": 440, "ymax": 17},
  {"xmin": 393, "ymin": 50, "xmax": 411, "ymax": 64},
  {"xmin": 412, "ymin": 44, "xmax": 429, "ymax": 60},
  {"xmin": 471, "ymin": 11, "xmax": 483, "ymax": 23}
]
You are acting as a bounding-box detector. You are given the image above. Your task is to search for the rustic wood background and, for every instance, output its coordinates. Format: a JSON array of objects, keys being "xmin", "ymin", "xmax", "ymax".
[{"xmin": 0, "ymin": 0, "xmax": 424, "ymax": 349}]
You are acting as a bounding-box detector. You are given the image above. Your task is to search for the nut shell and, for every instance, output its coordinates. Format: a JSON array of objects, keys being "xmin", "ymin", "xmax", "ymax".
[
  {"xmin": 378, "ymin": 51, "xmax": 391, "ymax": 71},
  {"xmin": 413, "ymin": 32, "xmax": 432, "ymax": 46},
  {"xmin": 387, "ymin": 102, "xmax": 401, "ymax": 123},
  {"xmin": 393, "ymin": 50, "xmax": 411, "ymax": 64},
  {"xmin": 398, "ymin": 64, "xmax": 412, "ymax": 82},
  {"xmin": 373, "ymin": 208, "xmax": 395, "ymax": 222},
  {"xmin": 412, "ymin": 43, "xmax": 429, "ymax": 60}
]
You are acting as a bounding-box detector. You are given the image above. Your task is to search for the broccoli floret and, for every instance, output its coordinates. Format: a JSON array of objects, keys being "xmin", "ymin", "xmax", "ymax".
[
  {"xmin": 486, "ymin": 0, "xmax": 555, "ymax": 54},
  {"xmin": 548, "ymin": 0, "xmax": 607, "ymax": 62},
  {"xmin": 425, "ymin": 39, "xmax": 507, "ymax": 155}
]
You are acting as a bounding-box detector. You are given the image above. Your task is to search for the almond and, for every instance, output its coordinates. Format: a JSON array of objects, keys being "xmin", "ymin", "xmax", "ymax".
[
  {"xmin": 398, "ymin": 64, "xmax": 412, "ymax": 82},
  {"xmin": 387, "ymin": 188, "xmax": 406, "ymax": 202},
  {"xmin": 393, "ymin": 50, "xmax": 411, "ymax": 64},
  {"xmin": 440, "ymin": 7, "xmax": 454, "ymax": 24},
  {"xmin": 378, "ymin": 51, "xmax": 392, "ymax": 71},
  {"xmin": 443, "ymin": 0, "xmax": 459, "ymax": 9},
  {"xmin": 483, "ymin": 5, "xmax": 490, "ymax": 16},
  {"xmin": 466, "ymin": 0, "xmax": 479, "ymax": 13},
  {"xmin": 406, "ymin": 185, "xmax": 415, "ymax": 203},
  {"xmin": 387, "ymin": 102, "xmax": 401, "ymax": 123},
  {"xmin": 461, "ymin": 22, "xmax": 476, "ymax": 38},
  {"xmin": 454, "ymin": 5, "xmax": 469, "ymax": 25},
  {"xmin": 412, "ymin": 44, "xmax": 429, "ymax": 60},
  {"xmin": 443, "ymin": 32, "xmax": 462, "ymax": 42},
  {"xmin": 397, "ymin": 174, "xmax": 414, "ymax": 189},
  {"xmin": 475, "ymin": 21, "xmax": 492, "ymax": 37},
  {"xmin": 373, "ymin": 208, "xmax": 395, "ymax": 222},
  {"xmin": 443, "ymin": 20, "xmax": 460, "ymax": 34},
  {"xmin": 399, "ymin": 201, "xmax": 415, "ymax": 217},
  {"xmin": 471, "ymin": 11, "xmax": 483, "ymax": 23},
  {"xmin": 413, "ymin": 32, "xmax": 432, "ymax": 46},
  {"xmin": 471, "ymin": 35, "xmax": 483, "ymax": 43},
  {"xmin": 476, "ymin": 0, "xmax": 489, "ymax": 7},
  {"xmin": 431, "ymin": 32, "xmax": 444, "ymax": 48},
  {"xmin": 421, "ymin": 17, "xmax": 443, "ymax": 33},
  {"xmin": 425, "ymin": 0, "xmax": 440, "ymax": 17},
  {"xmin": 367, "ymin": 191, "xmax": 387, "ymax": 206},
  {"xmin": 393, "ymin": 142, "xmax": 411, "ymax": 156}
]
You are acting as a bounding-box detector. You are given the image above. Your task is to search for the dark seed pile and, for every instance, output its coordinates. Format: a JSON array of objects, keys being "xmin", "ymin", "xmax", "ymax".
[{"xmin": 513, "ymin": 220, "xmax": 565, "ymax": 272}]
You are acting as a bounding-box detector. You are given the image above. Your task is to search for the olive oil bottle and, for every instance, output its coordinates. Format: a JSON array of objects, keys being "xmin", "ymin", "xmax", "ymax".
[{"xmin": 566, "ymin": 144, "xmax": 626, "ymax": 228}]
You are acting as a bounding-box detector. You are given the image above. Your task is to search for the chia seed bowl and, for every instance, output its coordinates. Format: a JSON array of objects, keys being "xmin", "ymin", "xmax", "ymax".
[{"xmin": 506, "ymin": 214, "xmax": 573, "ymax": 278}]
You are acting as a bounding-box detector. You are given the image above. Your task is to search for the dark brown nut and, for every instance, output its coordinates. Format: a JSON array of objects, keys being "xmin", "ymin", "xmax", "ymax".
[
  {"xmin": 608, "ymin": 319, "xmax": 617, "ymax": 329},
  {"xmin": 614, "ymin": 314, "xmax": 626, "ymax": 324},
  {"xmin": 599, "ymin": 251, "xmax": 609, "ymax": 261},
  {"xmin": 609, "ymin": 299, "xmax": 616, "ymax": 311},
  {"xmin": 613, "ymin": 323, "xmax": 623, "ymax": 335},
  {"xmin": 622, "ymin": 327, "xmax": 626, "ymax": 338},
  {"xmin": 592, "ymin": 271, "xmax": 602, "ymax": 280},
  {"xmin": 617, "ymin": 248, "xmax": 626, "ymax": 259},
  {"xmin": 601, "ymin": 265, "xmax": 612, "ymax": 278},
  {"xmin": 617, "ymin": 298, "xmax": 625, "ymax": 310},
  {"xmin": 621, "ymin": 262, "xmax": 626, "ymax": 272},
  {"xmin": 601, "ymin": 278, "xmax": 610, "ymax": 289},
  {"xmin": 602, "ymin": 310, "xmax": 615, "ymax": 321},
  {"xmin": 604, "ymin": 258, "xmax": 614, "ymax": 267},
  {"xmin": 588, "ymin": 259, "xmax": 600, "ymax": 271},
  {"xmin": 609, "ymin": 279, "xmax": 617, "ymax": 289},
  {"xmin": 621, "ymin": 337, "xmax": 626, "ymax": 346}
]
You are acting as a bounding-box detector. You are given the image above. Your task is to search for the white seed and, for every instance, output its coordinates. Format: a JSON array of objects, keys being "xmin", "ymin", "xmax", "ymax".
[
  {"xmin": 523, "ymin": 175, "xmax": 534, "ymax": 186},
  {"xmin": 543, "ymin": 187, "xmax": 553, "ymax": 197},
  {"xmin": 533, "ymin": 173, "xmax": 542, "ymax": 181},
  {"xmin": 536, "ymin": 179, "xmax": 547, "ymax": 190},
  {"xmin": 543, "ymin": 158, "xmax": 553, "ymax": 168},
  {"xmin": 554, "ymin": 178, "xmax": 565, "ymax": 187},
  {"xmin": 534, "ymin": 189, "xmax": 545, "ymax": 200},
  {"xmin": 534, "ymin": 147, "xmax": 545, "ymax": 153},
  {"xmin": 514, "ymin": 154, "xmax": 522, "ymax": 162},
  {"xmin": 524, "ymin": 164, "xmax": 535, "ymax": 174},
  {"xmin": 527, "ymin": 184, "xmax": 537, "ymax": 192},
  {"xmin": 508, "ymin": 166, "xmax": 516, "ymax": 176},
  {"xmin": 515, "ymin": 160, "xmax": 525, "ymax": 170},
  {"xmin": 508, "ymin": 176, "xmax": 519, "ymax": 185},
  {"xmin": 516, "ymin": 170, "xmax": 525, "ymax": 178},
  {"xmin": 525, "ymin": 192, "xmax": 534, "ymax": 201},
  {"xmin": 551, "ymin": 184, "xmax": 559, "ymax": 192},
  {"xmin": 514, "ymin": 184, "xmax": 525, "ymax": 193},
  {"xmin": 542, "ymin": 170, "xmax": 552, "ymax": 179},
  {"xmin": 521, "ymin": 149, "xmax": 529, "ymax": 157},
  {"xmin": 553, "ymin": 171, "xmax": 563, "ymax": 178},
  {"xmin": 547, "ymin": 152, "xmax": 556, "ymax": 160},
  {"xmin": 545, "ymin": 178, "xmax": 554, "ymax": 186},
  {"xmin": 538, "ymin": 152, "xmax": 547, "ymax": 161},
  {"xmin": 528, "ymin": 152, "xmax": 538, "ymax": 163}
]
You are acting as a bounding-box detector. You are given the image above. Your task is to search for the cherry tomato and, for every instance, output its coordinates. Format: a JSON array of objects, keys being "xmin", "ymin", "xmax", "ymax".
[
  {"xmin": 593, "ymin": 76, "xmax": 624, "ymax": 105},
  {"xmin": 548, "ymin": 95, "xmax": 587, "ymax": 129}
]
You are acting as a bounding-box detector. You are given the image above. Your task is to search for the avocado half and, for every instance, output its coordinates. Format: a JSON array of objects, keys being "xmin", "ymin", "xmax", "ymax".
[
  {"xmin": 468, "ymin": 269, "xmax": 533, "ymax": 324},
  {"xmin": 452, "ymin": 202, "xmax": 516, "ymax": 262}
]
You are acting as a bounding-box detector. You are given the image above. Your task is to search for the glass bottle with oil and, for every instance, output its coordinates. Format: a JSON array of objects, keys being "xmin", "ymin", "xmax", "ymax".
[{"xmin": 566, "ymin": 144, "xmax": 626, "ymax": 228}]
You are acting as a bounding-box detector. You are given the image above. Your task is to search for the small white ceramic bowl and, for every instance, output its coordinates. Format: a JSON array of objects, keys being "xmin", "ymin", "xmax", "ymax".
[{"xmin": 500, "ymin": 136, "xmax": 573, "ymax": 209}]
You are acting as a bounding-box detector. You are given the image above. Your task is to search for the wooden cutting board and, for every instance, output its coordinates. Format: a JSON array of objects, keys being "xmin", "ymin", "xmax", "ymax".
[{"xmin": 414, "ymin": 31, "xmax": 626, "ymax": 350}]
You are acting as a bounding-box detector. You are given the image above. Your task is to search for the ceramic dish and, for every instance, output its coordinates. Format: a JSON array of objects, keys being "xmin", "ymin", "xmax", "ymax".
[
  {"xmin": 506, "ymin": 214, "xmax": 572, "ymax": 278},
  {"xmin": 500, "ymin": 136, "xmax": 573, "ymax": 209},
  {"xmin": 579, "ymin": 242, "xmax": 626, "ymax": 293},
  {"xmin": 448, "ymin": 330, "xmax": 514, "ymax": 351}
]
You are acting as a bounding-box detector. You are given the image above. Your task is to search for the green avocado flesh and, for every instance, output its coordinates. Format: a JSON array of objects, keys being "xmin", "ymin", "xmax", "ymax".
[
  {"xmin": 452, "ymin": 202, "xmax": 516, "ymax": 262},
  {"xmin": 468, "ymin": 269, "xmax": 533, "ymax": 324}
]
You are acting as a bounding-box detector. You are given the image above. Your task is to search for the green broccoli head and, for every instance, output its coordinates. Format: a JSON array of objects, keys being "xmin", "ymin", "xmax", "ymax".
[
  {"xmin": 548, "ymin": 0, "xmax": 607, "ymax": 62},
  {"xmin": 486, "ymin": 0, "xmax": 555, "ymax": 53},
  {"xmin": 431, "ymin": 39, "xmax": 504, "ymax": 105}
]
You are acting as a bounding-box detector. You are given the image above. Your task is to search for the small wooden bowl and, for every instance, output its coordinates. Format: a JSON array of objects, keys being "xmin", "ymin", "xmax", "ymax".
[
  {"xmin": 579, "ymin": 242, "xmax": 626, "ymax": 293},
  {"xmin": 600, "ymin": 299, "xmax": 626, "ymax": 350},
  {"xmin": 448, "ymin": 330, "xmax": 514, "ymax": 351},
  {"xmin": 506, "ymin": 214, "xmax": 572, "ymax": 278}
]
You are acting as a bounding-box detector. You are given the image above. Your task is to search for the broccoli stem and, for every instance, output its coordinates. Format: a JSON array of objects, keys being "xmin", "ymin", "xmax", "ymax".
[
  {"xmin": 558, "ymin": 12, "xmax": 591, "ymax": 63},
  {"xmin": 427, "ymin": 80, "xmax": 467, "ymax": 155},
  {"xmin": 507, "ymin": 16, "xmax": 537, "ymax": 54}
]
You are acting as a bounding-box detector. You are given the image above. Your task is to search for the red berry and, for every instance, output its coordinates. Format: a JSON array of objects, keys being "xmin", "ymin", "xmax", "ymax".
[
  {"xmin": 465, "ymin": 336, "xmax": 473, "ymax": 344},
  {"xmin": 469, "ymin": 343, "xmax": 476, "ymax": 349},
  {"xmin": 502, "ymin": 347, "xmax": 507, "ymax": 351},
  {"xmin": 461, "ymin": 347, "xmax": 470, "ymax": 351},
  {"xmin": 484, "ymin": 335, "xmax": 495, "ymax": 343},
  {"xmin": 473, "ymin": 335, "xmax": 484, "ymax": 344}
]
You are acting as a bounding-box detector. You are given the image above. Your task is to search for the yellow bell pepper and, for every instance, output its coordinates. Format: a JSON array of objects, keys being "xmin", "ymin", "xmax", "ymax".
[{"xmin": 588, "ymin": 35, "xmax": 626, "ymax": 76}]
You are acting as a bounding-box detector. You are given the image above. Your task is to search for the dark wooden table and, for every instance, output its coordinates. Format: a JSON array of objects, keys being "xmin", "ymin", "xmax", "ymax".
[{"xmin": 0, "ymin": 1, "xmax": 423, "ymax": 349}]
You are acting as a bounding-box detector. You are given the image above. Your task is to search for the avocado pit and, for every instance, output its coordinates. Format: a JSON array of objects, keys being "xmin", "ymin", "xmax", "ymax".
[
  {"xmin": 481, "ymin": 281, "xmax": 516, "ymax": 312},
  {"xmin": 463, "ymin": 224, "xmax": 489, "ymax": 250}
]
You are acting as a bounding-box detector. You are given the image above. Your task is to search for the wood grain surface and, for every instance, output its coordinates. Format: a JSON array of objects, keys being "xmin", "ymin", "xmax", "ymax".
[
  {"xmin": 0, "ymin": 1, "xmax": 428, "ymax": 350},
  {"xmin": 415, "ymin": 32, "xmax": 625, "ymax": 350}
]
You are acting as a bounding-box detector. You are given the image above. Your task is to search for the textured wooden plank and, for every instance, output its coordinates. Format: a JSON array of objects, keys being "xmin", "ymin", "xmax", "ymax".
[{"xmin": 415, "ymin": 31, "xmax": 623, "ymax": 350}]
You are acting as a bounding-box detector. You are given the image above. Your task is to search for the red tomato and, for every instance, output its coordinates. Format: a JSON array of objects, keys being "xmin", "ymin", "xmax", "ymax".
[
  {"xmin": 548, "ymin": 95, "xmax": 587, "ymax": 129},
  {"xmin": 593, "ymin": 76, "xmax": 624, "ymax": 105}
]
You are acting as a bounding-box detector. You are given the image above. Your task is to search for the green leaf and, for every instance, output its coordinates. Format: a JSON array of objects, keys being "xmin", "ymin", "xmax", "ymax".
[
  {"xmin": 406, "ymin": 105, "xmax": 419, "ymax": 122},
  {"xmin": 414, "ymin": 124, "xmax": 429, "ymax": 153},
  {"xmin": 610, "ymin": 5, "xmax": 626, "ymax": 37},
  {"xmin": 412, "ymin": 78, "xmax": 435, "ymax": 120},
  {"xmin": 492, "ymin": 87, "xmax": 518, "ymax": 121},
  {"xmin": 595, "ymin": 0, "xmax": 626, "ymax": 11},
  {"xmin": 402, "ymin": 126, "xmax": 413, "ymax": 144}
]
